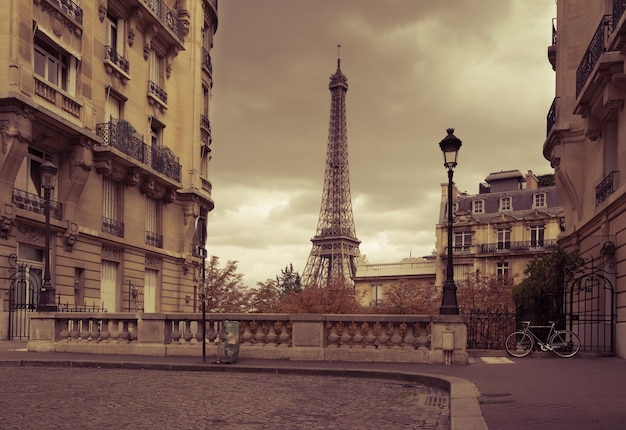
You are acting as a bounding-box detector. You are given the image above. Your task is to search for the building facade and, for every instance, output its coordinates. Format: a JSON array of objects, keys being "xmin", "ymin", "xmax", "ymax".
[
  {"xmin": 353, "ymin": 257, "xmax": 436, "ymax": 308},
  {"xmin": 0, "ymin": 0, "xmax": 217, "ymax": 338},
  {"xmin": 435, "ymin": 170, "xmax": 563, "ymax": 289},
  {"xmin": 544, "ymin": 0, "xmax": 626, "ymax": 357}
]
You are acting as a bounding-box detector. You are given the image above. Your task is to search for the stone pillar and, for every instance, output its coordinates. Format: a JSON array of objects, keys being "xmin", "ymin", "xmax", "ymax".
[{"xmin": 430, "ymin": 315, "xmax": 469, "ymax": 364}]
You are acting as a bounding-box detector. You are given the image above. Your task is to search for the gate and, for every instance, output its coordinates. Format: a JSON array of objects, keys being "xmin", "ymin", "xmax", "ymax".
[
  {"xmin": 565, "ymin": 255, "xmax": 616, "ymax": 354},
  {"xmin": 467, "ymin": 311, "xmax": 517, "ymax": 350},
  {"xmin": 7, "ymin": 253, "xmax": 42, "ymax": 340}
]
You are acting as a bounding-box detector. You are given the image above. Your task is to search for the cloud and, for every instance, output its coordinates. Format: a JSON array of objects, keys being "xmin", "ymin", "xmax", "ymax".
[{"xmin": 208, "ymin": 0, "xmax": 557, "ymax": 286}]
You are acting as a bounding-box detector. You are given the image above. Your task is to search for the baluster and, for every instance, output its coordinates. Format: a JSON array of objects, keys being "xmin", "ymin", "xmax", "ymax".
[
  {"xmin": 59, "ymin": 319, "xmax": 70, "ymax": 341},
  {"xmin": 100, "ymin": 319, "xmax": 111, "ymax": 342},
  {"xmin": 90, "ymin": 319, "xmax": 101, "ymax": 341},
  {"xmin": 120, "ymin": 320, "xmax": 130, "ymax": 342},
  {"xmin": 390, "ymin": 322, "xmax": 403, "ymax": 348},
  {"xmin": 183, "ymin": 320, "xmax": 193, "ymax": 343},
  {"xmin": 255, "ymin": 321, "xmax": 266, "ymax": 344},
  {"xmin": 415, "ymin": 322, "xmax": 430, "ymax": 350},
  {"xmin": 403, "ymin": 322, "xmax": 416, "ymax": 350},
  {"xmin": 128, "ymin": 320, "xmax": 137, "ymax": 341},
  {"xmin": 373, "ymin": 321, "xmax": 384, "ymax": 349},
  {"xmin": 207, "ymin": 320, "xmax": 217, "ymax": 343},
  {"xmin": 362, "ymin": 322, "xmax": 375, "ymax": 349},
  {"xmin": 327, "ymin": 321, "xmax": 340, "ymax": 348},
  {"xmin": 277, "ymin": 321, "xmax": 289, "ymax": 347},
  {"xmin": 266, "ymin": 321, "xmax": 278, "ymax": 346},
  {"xmin": 79, "ymin": 318, "xmax": 89, "ymax": 341},
  {"xmin": 171, "ymin": 320, "xmax": 182, "ymax": 343},
  {"xmin": 347, "ymin": 321, "xmax": 358, "ymax": 348}
]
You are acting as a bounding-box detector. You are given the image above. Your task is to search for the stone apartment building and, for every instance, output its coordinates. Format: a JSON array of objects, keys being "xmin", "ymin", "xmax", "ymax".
[
  {"xmin": 0, "ymin": 0, "xmax": 217, "ymax": 338},
  {"xmin": 544, "ymin": 0, "xmax": 626, "ymax": 357},
  {"xmin": 435, "ymin": 170, "xmax": 563, "ymax": 289}
]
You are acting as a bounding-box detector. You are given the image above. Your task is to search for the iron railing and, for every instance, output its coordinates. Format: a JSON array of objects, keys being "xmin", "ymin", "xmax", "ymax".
[
  {"xmin": 201, "ymin": 114, "xmax": 211, "ymax": 133},
  {"xmin": 142, "ymin": 0, "xmax": 184, "ymax": 42},
  {"xmin": 547, "ymin": 97, "xmax": 557, "ymax": 136},
  {"xmin": 96, "ymin": 119, "xmax": 181, "ymax": 182},
  {"xmin": 148, "ymin": 81, "xmax": 168, "ymax": 105},
  {"xmin": 576, "ymin": 15, "xmax": 614, "ymax": 97},
  {"xmin": 467, "ymin": 311, "xmax": 517, "ymax": 350},
  {"xmin": 202, "ymin": 48, "xmax": 213, "ymax": 74},
  {"xmin": 47, "ymin": 0, "xmax": 83, "ymax": 25},
  {"xmin": 104, "ymin": 46, "xmax": 130, "ymax": 74},
  {"xmin": 447, "ymin": 240, "xmax": 558, "ymax": 254},
  {"xmin": 102, "ymin": 216, "xmax": 124, "ymax": 237},
  {"xmin": 146, "ymin": 230, "xmax": 163, "ymax": 248},
  {"xmin": 12, "ymin": 189, "xmax": 63, "ymax": 220},
  {"xmin": 596, "ymin": 171, "xmax": 619, "ymax": 205},
  {"xmin": 613, "ymin": 0, "xmax": 626, "ymax": 27}
]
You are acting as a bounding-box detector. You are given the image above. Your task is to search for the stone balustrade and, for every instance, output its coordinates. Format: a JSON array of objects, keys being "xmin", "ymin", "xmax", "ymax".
[{"xmin": 28, "ymin": 313, "xmax": 468, "ymax": 364}]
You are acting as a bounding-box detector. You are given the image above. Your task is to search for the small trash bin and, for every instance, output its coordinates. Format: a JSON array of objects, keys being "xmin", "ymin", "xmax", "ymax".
[{"xmin": 216, "ymin": 320, "xmax": 240, "ymax": 363}]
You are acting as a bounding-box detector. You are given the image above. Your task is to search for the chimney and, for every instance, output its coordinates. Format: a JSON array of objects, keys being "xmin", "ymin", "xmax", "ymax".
[{"xmin": 525, "ymin": 170, "xmax": 539, "ymax": 190}]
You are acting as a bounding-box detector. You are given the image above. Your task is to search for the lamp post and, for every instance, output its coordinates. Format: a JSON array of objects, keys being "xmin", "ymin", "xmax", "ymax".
[
  {"xmin": 439, "ymin": 128, "xmax": 462, "ymax": 315},
  {"xmin": 37, "ymin": 161, "xmax": 58, "ymax": 312}
]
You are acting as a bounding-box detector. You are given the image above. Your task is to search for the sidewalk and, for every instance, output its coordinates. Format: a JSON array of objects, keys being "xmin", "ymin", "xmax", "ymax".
[{"xmin": 1, "ymin": 341, "xmax": 625, "ymax": 430}]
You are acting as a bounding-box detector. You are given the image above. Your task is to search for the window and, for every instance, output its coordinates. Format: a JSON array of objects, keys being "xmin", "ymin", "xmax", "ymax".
[
  {"xmin": 14, "ymin": 147, "xmax": 52, "ymax": 197},
  {"xmin": 496, "ymin": 228, "xmax": 511, "ymax": 250},
  {"xmin": 34, "ymin": 36, "xmax": 77, "ymax": 95},
  {"xmin": 371, "ymin": 284, "xmax": 383, "ymax": 307},
  {"xmin": 497, "ymin": 262, "xmax": 509, "ymax": 284},
  {"xmin": 454, "ymin": 231, "xmax": 472, "ymax": 251},
  {"xmin": 101, "ymin": 260, "xmax": 118, "ymax": 312},
  {"xmin": 144, "ymin": 268, "xmax": 158, "ymax": 313},
  {"xmin": 472, "ymin": 200, "xmax": 484, "ymax": 214},
  {"xmin": 530, "ymin": 225, "xmax": 545, "ymax": 248},
  {"xmin": 200, "ymin": 150, "xmax": 210, "ymax": 178},
  {"xmin": 499, "ymin": 197, "xmax": 512, "ymax": 212},
  {"xmin": 533, "ymin": 193, "xmax": 546, "ymax": 208},
  {"xmin": 106, "ymin": 13, "xmax": 125, "ymax": 54},
  {"xmin": 146, "ymin": 197, "xmax": 163, "ymax": 248},
  {"xmin": 102, "ymin": 178, "xmax": 124, "ymax": 237}
]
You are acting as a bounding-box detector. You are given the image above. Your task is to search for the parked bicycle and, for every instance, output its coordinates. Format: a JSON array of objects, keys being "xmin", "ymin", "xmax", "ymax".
[{"xmin": 505, "ymin": 321, "xmax": 581, "ymax": 358}]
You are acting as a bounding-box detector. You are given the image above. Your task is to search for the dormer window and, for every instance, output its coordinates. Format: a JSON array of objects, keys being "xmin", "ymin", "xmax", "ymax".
[
  {"xmin": 499, "ymin": 196, "xmax": 512, "ymax": 212},
  {"xmin": 472, "ymin": 200, "xmax": 484, "ymax": 214},
  {"xmin": 533, "ymin": 193, "xmax": 546, "ymax": 208}
]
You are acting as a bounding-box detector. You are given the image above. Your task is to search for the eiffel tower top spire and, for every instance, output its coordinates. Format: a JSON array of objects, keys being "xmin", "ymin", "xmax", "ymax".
[{"xmin": 302, "ymin": 49, "xmax": 361, "ymax": 287}]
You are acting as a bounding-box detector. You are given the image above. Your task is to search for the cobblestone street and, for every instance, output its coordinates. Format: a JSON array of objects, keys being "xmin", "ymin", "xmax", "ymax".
[{"xmin": 0, "ymin": 367, "xmax": 449, "ymax": 430}]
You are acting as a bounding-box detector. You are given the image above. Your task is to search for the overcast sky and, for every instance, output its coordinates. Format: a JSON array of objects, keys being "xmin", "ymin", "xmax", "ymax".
[{"xmin": 207, "ymin": 0, "xmax": 557, "ymax": 287}]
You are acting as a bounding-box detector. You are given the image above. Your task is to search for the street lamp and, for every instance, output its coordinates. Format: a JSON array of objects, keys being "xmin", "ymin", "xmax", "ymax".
[
  {"xmin": 37, "ymin": 160, "xmax": 58, "ymax": 312},
  {"xmin": 439, "ymin": 128, "xmax": 462, "ymax": 315}
]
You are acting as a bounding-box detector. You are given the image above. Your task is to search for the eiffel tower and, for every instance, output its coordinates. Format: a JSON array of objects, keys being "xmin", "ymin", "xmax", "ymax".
[{"xmin": 302, "ymin": 49, "xmax": 361, "ymax": 286}]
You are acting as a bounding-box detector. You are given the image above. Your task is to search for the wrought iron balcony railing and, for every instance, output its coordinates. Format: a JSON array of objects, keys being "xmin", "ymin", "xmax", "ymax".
[
  {"xmin": 596, "ymin": 170, "xmax": 619, "ymax": 205},
  {"xmin": 47, "ymin": 0, "xmax": 83, "ymax": 25},
  {"xmin": 142, "ymin": 0, "xmax": 184, "ymax": 42},
  {"xmin": 96, "ymin": 119, "xmax": 181, "ymax": 183},
  {"xmin": 200, "ymin": 114, "xmax": 211, "ymax": 133},
  {"xmin": 613, "ymin": 0, "xmax": 626, "ymax": 27},
  {"xmin": 148, "ymin": 81, "xmax": 168, "ymax": 105},
  {"xmin": 576, "ymin": 15, "xmax": 614, "ymax": 97},
  {"xmin": 446, "ymin": 240, "xmax": 558, "ymax": 254},
  {"xmin": 12, "ymin": 189, "xmax": 63, "ymax": 220},
  {"xmin": 146, "ymin": 231, "xmax": 163, "ymax": 248},
  {"xmin": 202, "ymin": 48, "xmax": 213, "ymax": 74},
  {"xmin": 102, "ymin": 217, "xmax": 124, "ymax": 237},
  {"xmin": 547, "ymin": 97, "xmax": 557, "ymax": 136},
  {"xmin": 104, "ymin": 46, "xmax": 130, "ymax": 74}
]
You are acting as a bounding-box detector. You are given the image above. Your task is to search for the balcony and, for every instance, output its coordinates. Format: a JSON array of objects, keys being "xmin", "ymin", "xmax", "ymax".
[
  {"xmin": 39, "ymin": 0, "xmax": 83, "ymax": 26},
  {"xmin": 575, "ymin": 15, "xmax": 614, "ymax": 98},
  {"xmin": 202, "ymin": 48, "xmax": 213, "ymax": 76},
  {"xmin": 104, "ymin": 46, "xmax": 130, "ymax": 82},
  {"xmin": 96, "ymin": 119, "xmax": 181, "ymax": 183},
  {"xmin": 548, "ymin": 18, "xmax": 557, "ymax": 71},
  {"xmin": 142, "ymin": 0, "xmax": 184, "ymax": 42},
  {"xmin": 146, "ymin": 231, "xmax": 163, "ymax": 248},
  {"xmin": 102, "ymin": 217, "xmax": 124, "ymax": 237},
  {"xmin": 12, "ymin": 189, "xmax": 63, "ymax": 220},
  {"xmin": 147, "ymin": 81, "xmax": 168, "ymax": 111},
  {"xmin": 546, "ymin": 97, "xmax": 557, "ymax": 136},
  {"xmin": 34, "ymin": 77, "xmax": 81, "ymax": 119},
  {"xmin": 445, "ymin": 240, "xmax": 558, "ymax": 255},
  {"xmin": 596, "ymin": 171, "xmax": 619, "ymax": 205}
]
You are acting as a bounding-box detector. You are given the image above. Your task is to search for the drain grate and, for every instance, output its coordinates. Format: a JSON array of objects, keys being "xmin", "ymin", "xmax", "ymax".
[{"xmin": 424, "ymin": 396, "xmax": 449, "ymax": 408}]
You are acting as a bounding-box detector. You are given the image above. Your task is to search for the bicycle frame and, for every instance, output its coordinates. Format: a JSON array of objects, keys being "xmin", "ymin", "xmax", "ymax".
[{"xmin": 520, "ymin": 321, "xmax": 559, "ymax": 351}]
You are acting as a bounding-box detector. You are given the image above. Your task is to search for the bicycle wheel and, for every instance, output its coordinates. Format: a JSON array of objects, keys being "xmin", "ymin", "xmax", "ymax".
[
  {"xmin": 550, "ymin": 330, "xmax": 581, "ymax": 358},
  {"xmin": 505, "ymin": 331, "xmax": 534, "ymax": 357}
]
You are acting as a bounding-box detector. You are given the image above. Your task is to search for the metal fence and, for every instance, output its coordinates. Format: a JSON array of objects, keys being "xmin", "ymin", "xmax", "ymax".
[{"xmin": 467, "ymin": 311, "xmax": 517, "ymax": 350}]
